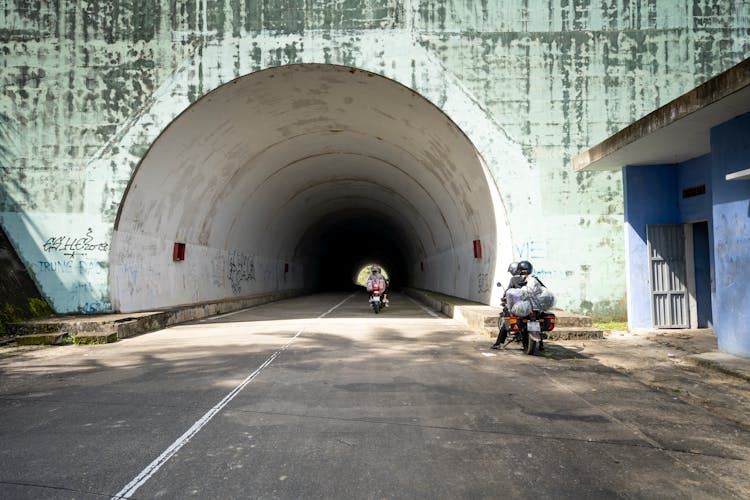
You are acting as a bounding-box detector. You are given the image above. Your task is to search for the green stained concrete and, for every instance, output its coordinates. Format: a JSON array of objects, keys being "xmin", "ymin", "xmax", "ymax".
[{"xmin": 1, "ymin": 0, "xmax": 749, "ymax": 317}]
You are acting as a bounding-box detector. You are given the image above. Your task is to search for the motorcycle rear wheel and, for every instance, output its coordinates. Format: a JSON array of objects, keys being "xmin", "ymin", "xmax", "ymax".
[{"xmin": 525, "ymin": 338, "xmax": 538, "ymax": 355}]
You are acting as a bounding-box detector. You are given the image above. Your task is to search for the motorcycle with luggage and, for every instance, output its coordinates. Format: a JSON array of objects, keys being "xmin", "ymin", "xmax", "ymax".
[
  {"xmin": 366, "ymin": 269, "xmax": 387, "ymax": 314},
  {"xmin": 495, "ymin": 278, "xmax": 556, "ymax": 355},
  {"xmin": 496, "ymin": 304, "xmax": 556, "ymax": 355}
]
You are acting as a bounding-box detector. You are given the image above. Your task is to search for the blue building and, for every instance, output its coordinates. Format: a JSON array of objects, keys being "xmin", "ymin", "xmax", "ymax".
[{"xmin": 576, "ymin": 58, "xmax": 750, "ymax": 358}]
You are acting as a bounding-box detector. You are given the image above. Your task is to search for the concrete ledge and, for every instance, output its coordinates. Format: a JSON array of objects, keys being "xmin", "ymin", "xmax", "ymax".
[
  {"xmin": 15, "ymin": 333, "xmax": 69, "ymax": 346},
  {"xmin": 404, "ymin": 287, "xmax": 603, "ymax": 340},
  {"xmin": 6, "ymin": 289, "xmax": 305, "ymax": 344},
  {"xmin": 687, "ymin": 352, "xmax": 750, "ymax": 383},
  {"xmin": 550, "ymin": 327, "xmax": 603, "ymax": 341},
  {"xmin": 73, "ymin": 332, "xmax": 119, "ymax": 345}
]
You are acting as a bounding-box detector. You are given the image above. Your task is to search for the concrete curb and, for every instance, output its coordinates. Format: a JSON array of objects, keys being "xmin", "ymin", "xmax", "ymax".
[
  {"xmin": 403, "ymin": 287, "xmax": 603, "ymax": 340},
  {"xmin": 686, "ymin": 352, "xmax": 750, "ymax": 383},
  {"xmin": 5, "ymin": 289, "xmax": 305, "ymax": 345}
]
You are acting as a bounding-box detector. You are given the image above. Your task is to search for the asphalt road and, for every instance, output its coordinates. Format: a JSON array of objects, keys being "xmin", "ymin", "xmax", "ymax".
[{"xmin": 1, "ymin": 292, "xmax": 749, "ymax": 499}]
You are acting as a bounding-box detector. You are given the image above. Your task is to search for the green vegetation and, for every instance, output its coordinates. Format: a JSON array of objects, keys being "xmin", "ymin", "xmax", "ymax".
[
  {"xmin": 0, "ymin": 297, "xmax": 53, "ymax": 335},
  {"xmin": 0, "ymin": 303, "xmax": 22, "ymax": 334},
  {"xmin": 593, "ymin": 321, "xmax": 628, "ymax": 331},
  {"xmin": 73, "ymin": 332, "xmax": 117, "ymax": 345},
  {"xmin": 28, "ymin": 298, "xmax": 52, "ymax": 317}
]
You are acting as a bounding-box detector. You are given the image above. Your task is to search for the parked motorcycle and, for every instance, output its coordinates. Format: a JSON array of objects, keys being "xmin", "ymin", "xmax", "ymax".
[
  {"xmin": 497, "ymin": 309, "xmax": 556, "ymax": 355},
  {"xmin": 496, "ymin": 282, "xmax": 556, "ymax": 355}
]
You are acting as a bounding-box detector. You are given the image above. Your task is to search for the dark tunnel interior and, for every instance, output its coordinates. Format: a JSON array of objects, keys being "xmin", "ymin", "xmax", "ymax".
[{"xmin": 297, "ymin": 210, "xmax": 413, "ymax": 292}]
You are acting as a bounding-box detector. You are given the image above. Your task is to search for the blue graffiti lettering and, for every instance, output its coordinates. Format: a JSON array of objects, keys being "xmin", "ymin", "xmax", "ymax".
[
  {"xmin": 514, "ymin": 240, "xmax": 546, "ymax": 260},
  {"xmin": 38, "ymin": 260, "xmax": 74, "ymax": 273}
]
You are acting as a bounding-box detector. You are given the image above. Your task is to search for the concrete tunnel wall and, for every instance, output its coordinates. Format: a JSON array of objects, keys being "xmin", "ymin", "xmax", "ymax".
[
  {"xmin": 110, "ymin": 64, "xmax": 509, "ymax": 312},
  {"xmin": 4, "ymin": 1, "xmax": 750, "ymax": 316}
]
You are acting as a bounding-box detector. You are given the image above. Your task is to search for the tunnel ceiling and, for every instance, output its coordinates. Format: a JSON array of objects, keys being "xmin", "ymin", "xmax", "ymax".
[{"xmin": 111, "ymin": 64, "xmax": 500, "ymax": 312}]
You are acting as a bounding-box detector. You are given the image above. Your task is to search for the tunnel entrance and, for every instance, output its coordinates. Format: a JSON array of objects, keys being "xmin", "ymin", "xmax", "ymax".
[{"xmin": 110, "ymin": 64, "xmax": 507, "ymax": 312}]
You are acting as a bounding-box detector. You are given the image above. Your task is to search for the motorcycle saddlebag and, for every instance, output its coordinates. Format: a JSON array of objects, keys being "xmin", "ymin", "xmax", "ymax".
[{"xmin": 540, "ymin": 312, "xmax": 556, "ymax": 331}]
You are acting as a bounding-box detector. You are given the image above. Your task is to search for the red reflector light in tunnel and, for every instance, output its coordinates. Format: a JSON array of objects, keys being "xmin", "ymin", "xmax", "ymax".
[
  {"xmin": 173, "ymin": 242, "xmax": 186, "ymax": 261},
  {"xmin": 473, "ymin": 239, "xmax": 482, "ymax": 259}
]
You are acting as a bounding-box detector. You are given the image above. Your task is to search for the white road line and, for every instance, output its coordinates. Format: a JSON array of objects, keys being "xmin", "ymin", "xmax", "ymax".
[
  {"xmin": 406, "ymin": 295, "xmax": 441, "ymax": 318},
  {"xmin": 111, "ymin": 293, "xmax": 355, "ymax": 500}
]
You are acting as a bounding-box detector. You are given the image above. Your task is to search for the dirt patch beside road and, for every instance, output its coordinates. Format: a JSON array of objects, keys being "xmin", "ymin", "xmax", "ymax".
[{"xmin": 548, "ymin": 329, "xmax": 750, "ymax": 431}]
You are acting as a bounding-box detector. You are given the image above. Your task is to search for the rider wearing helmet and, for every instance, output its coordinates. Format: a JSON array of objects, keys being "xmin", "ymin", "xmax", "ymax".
[
  {"xmin": 491, "ymin": 260, "xmax": 543, "ymax": 350},
  {"xmin": 517, "ymin": 260, "xmax": 533, "ymax": 276},
  {"xmin": 366, "ymin": 265, "xmax": 389, "ymax": 306},
  {"xmin": 507, "ymin": 261, "xmax": 519, "ymax": 276},
  {"xmin": 509, "ymin": 261, "xmax": 532, "ymax": 289},
  {"xmin": 516, "ymin": 260, "xmax": 544, "ymax": 350}
]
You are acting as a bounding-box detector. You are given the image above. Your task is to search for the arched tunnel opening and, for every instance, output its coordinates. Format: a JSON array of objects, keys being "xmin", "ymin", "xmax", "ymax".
[
  {"xmin": 110, "ymin": 64, "xmax": 507, "ymax": 313},
  {"xmin": 301, "ymin": 211, "xmax": 405, "ymax": 292}
]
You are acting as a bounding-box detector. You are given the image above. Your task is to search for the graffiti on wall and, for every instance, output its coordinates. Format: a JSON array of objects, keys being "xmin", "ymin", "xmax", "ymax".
[
  {"xmin": 476, "ymin": 272, "xmax": 491, "ymax": 294},
  {"xmin": 37, "ymin": 259, "xmax": 105, "ymax": 274},
  {"xmin": 228, "ymin": 251, "xmax": 255, "ymax": 295},
  {"xmin": 514, "ymin": 240, "xmax": 552, "ymax": 279},
  {"xmin": 34, "ymin": 226, "xmax": 111, "ymax": 313},
  {"xmin": 42, "ymin": 228, "xmax": 109, "ymax": 259},
  {"xmin": 514, "ymin": 240, "xmax": 545, "ymax": 261},
  {"xmin": 38, "ymin": 227, "xmax": 109, "ymax": 277}
]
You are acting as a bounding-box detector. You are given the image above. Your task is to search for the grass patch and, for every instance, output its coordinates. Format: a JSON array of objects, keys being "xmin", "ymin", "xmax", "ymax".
[
  {"xmin": 28, "ymin": 298, "xmax": 52, "ymax": 317},
  {"xmin": 593, "ymin": 321, "xmax": 628, "ymax": 331}
]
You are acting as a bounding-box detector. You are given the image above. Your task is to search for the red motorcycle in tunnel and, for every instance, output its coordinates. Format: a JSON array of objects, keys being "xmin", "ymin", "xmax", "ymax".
[
  {"xmin": 366, "ymin": 273, "xmax": 387, "ymax": 314},
  {"xmin": 369, "ymin": 288, "xmax": 383, "ymax": 313}
]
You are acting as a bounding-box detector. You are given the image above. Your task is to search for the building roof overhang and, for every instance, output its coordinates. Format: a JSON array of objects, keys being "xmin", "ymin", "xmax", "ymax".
[{"xmin": 574, "ymin": 58, "xmax": 750, "ymax": 173}]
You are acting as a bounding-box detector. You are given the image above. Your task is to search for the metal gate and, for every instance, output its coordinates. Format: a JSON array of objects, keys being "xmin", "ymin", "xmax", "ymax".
[{"xmin": 647, "ymin": 224, "xmax": 689, "ymax": 328}]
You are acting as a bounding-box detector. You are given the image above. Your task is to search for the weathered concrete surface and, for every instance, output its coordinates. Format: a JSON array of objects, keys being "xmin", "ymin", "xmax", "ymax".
[
  {"xmin": 689, "ymin": 351, "xmax": 750, "ymax": 383},
  {"xmin": 556, "ymin": 328, "xmax": 750, "ymax": 430},
  {"xmin": 574, "ymin": 58, "xmax": 750, "ymax": 171},
  {"xmin": 1, "ymin": 293, "xmax": 749, "ymax": 498},
  {"xmin": 2, "ymin": 2, "xmax": 750, "ymax": 316}
]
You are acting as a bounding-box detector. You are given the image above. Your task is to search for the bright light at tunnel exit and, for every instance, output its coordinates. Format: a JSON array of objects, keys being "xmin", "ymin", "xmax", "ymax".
[{"xmin": 355, "ymin": 265, "xmax": 390, "ymax": 286}]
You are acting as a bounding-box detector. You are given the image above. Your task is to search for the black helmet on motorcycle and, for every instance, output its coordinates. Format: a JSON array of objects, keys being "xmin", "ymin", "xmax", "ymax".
[
  {"xmin": 507, "ymin": 262, "xmax": 519, "ymax": 276},
  {"xmin": 517, "ymin": 260, "xmax": 533, "ymax": 275}
]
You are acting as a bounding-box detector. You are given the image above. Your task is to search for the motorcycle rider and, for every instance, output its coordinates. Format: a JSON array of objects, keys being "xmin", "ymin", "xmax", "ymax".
[
  {"xmin": 366, "ymin": 265, "xmax": 389, "ymax": 307},
  {"xmin": 490, "ymin": 262, "xmax": 520, "ymax": 349},
  {"xmin": 490, "ymin": 260, "xmax": 544, "ymax": 350}
]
